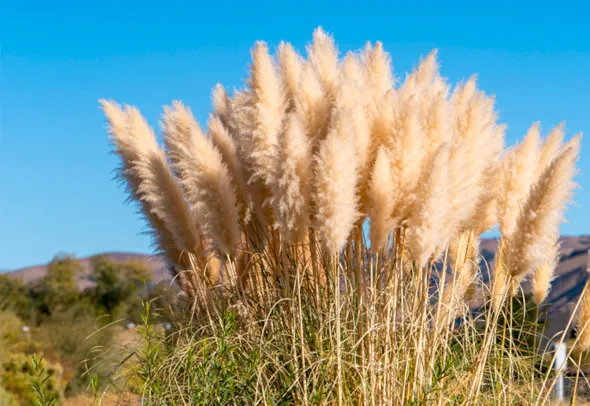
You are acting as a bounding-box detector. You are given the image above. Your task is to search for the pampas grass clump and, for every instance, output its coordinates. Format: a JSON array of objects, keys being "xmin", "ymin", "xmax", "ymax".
[{"xmin": 102, "ymin": 28, "xmax": 584, "ymax": 405}]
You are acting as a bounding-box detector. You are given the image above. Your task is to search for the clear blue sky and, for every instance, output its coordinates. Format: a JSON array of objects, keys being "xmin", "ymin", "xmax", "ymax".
[{"xmin": 1, "ymin": 0, "xmax": 589, "ymax": 270}]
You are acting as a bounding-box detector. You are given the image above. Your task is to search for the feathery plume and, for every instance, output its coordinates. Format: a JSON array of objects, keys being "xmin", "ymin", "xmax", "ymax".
[
  {"xmin": 212, "ymin": 84, "xmax": 232, "ymax": 128},
  {"xmin": 388, "ymin": 95, "xmax": 425, "ymax": 220},
  {"xmin": 400, "ymin": 50, "xmax": 439, "ymax": 99},
  {"xmin": 101, "ymin": 100, "xmax": 202, "ymax": 274},
  {"xmin": 461, "ymin": 122, "xmax": 506, "ymax": 234},
  {"xmin": 450, "ymin": 92, "xmax": 503, "ymax": 233},
  {"xmin": 335, "ymin": 76, "xmax": 371, "ymax": 204},
  {"xmin": 208, "ymin": 115, "xmax": 247, "ymax": 210},
  {"xmin": 270, "ymin": 113, "xmax": 312, "ymax": 243},
  {"xmin": 278, "ymin": 42, "xmax": 303, "ymax": 112},
  {"xmin": 363, "ymin": 41, "xmax": 394, "ymax": 98},
  {"xmin": 295, "ymin": 63, "xmax": 331, "ymax": 142},
  {"xmin": 163, "ymin": 102, "xmax": 241, "ymax": 257},
  {"xmin": 536, "ymin": 122, "xmax": 565, "ymax": 177},
  {"xmin": 234, "ymin": 41, "xmax": 286, "ymax": 226},
  {"xmin": 451, "ymin": 76, "xmax": 478, "ymax": 119},
  {"xmin": 307, "ymin": 27, "xmax": 339, "ymax": 97},
  {"xmin": 415, "ymin": 50, "xmax": 439, "ymax": 86},
  {"xmin": 505, "ymin": 134, "xmax": 580, "ymax": 289},
  {"xmin": 243, "ymin": 41, "xmax": 285, "ymax": 184},
  {"xmin": 313, "ymin": 110, "xmax": 358, "ymax": 255},
  {"xmin": 423, "ymin": 90, "xmax": 452, "ymax": 156},
  {"xmin": 102, "ymin": 101, "xmax": 184, "ymax": 269},
  {"xmin": 491, "ymin": 260, "xmax": 510, "ymax": 310},
  {"xmin": 368, "ymin": 89, "xmax": 396, "ymax": 153},
  {"xmin": 465, "ymin": 160, "xmax": 502, "ymax": 234},
  {"xmin": 367, "ymin": 146, "xmax": 396, "ymax": 250},
  {"xmin": 225, "ymin": 89, "xmax": 252, "ymax": 142},
  {"xmin": 532, "ymin": 242, "xmax": 560, "ymax": 305},
  {"xmin": 162, "ymin": 103, "xmax": 193, "ymax": 175},
  {"xmin": 341, "ymin": 51, "xmax": 365, "ymax": 86},
  {"xmin": 406, "ymin": 143, "xmax": 450, "ymax": 267},
  {"xmin": 498, "ymin": 122, "xmax": 542, "ymax": 237},
  {"xmin": 441, "ymin": 233, "xmax": 480, "ymax": 322}
]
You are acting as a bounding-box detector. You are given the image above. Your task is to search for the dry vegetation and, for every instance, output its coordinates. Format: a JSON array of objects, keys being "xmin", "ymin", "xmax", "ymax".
[{"xmin": 98, "ymin": 27, "xmax": 587, "ymax": 405}]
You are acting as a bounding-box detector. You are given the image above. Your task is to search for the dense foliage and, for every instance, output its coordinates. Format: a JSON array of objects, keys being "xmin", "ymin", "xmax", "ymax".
[{"xmin": 0, "ymin": 254, "xmax": 167, "ymax": 405}]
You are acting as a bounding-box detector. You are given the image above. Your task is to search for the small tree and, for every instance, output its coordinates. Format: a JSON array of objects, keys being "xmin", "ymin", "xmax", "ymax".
[
  {"xmin": 0, "ymin": 275, "xmax": 31, "ymax": 320},
  {"xmin": 87, "ymin": 256, "xmax": 152, "ymax": 319},
  {"xmin": 29, "ymin": 254, "xmax": 81, "ymax": 320}
]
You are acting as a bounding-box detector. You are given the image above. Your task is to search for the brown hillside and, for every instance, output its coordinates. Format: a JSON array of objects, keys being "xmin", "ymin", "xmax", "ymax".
[
  {"xmin": 7, "ymin": 252, "xmax": 169, "ymax": 290},
  {"xmin": 477, "ymin": 235, "xmax": 590, "ymax": 343}
]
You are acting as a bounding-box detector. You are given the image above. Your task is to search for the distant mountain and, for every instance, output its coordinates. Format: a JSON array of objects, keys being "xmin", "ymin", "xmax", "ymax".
[
  {"xmin": 6, "ymin": 252, "xmax": 170, "ymax": 290},
  {"xmin": 6, "ymin": 236, "xmax": 590, "ymax": 340},
  {"xmin": 478, "ymin": 236, "xmax": 590, "ymax": 342}
]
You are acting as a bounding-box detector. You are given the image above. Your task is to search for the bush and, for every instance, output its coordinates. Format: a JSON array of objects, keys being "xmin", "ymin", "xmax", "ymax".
[
  {"xmin": 0, "ymin": 353, "xmax": 64, "ymax": 406},
  {"xmin": 0, "ymin": 311, "xmax": 24, "ymax": 347},
  {"xmin": 0, "ymin": 276, "xmax": 31, "ymax": 320},
  {"xmin": 0, "ymin": 311, "xmax": 25, "ymax": 372},
  {"xmin": 87, "ymin": 256, "xmax": 152, "ymax": 321},
  {"xmin": 0, "ymin": 385, "xmax": 18, "ymax": 406}
]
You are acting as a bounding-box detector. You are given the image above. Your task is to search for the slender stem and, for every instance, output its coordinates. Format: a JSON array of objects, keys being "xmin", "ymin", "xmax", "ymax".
[
  {"xmin": 531, "ymin": 304, "xmax": 541, "ymax": 401},
  {"xmin": 572, "ymin": 350, "xmax": 583, "ymax": 405},
  {"xmin": 334, "ymin": 254, "xmax": 343, "ymax": 405},
  {"xmin": 296, "ymin": 263, "xmax": 309, "ymax": 405}
]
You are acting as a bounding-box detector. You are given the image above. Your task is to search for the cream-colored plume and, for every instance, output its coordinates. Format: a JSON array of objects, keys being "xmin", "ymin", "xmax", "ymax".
[
  {"xmin": 406, "ymin": 143, "xmax": 451, "ymax": 267},
  {"xmin": 498, "ymin": 122, "xmax": 542, "ymax": 237},
  {"xmin": 532, "ymin": 242, "xmax": 559, "ymax": 306},
  {"xmin": 335, "ymin": 73, "xmax": 371, "ymax": 212},
  {"xmin": 363, "ymin": 41, "xmax": 394, "ymax": 100},
  {"xmin": 423, "ymin": 91, "xmax": 452, "ymax": 155},
  {"xmin": 505, "ymin": 134, "xmax": 580, "ymax": 290},
  {"xmin": 295, "ymin": 63, "xmax": 331, "ymax": 142},
  {"xmin": 208, "ymin": 115, "xmax": 247, "ymax": 211},
  {"xmin": 536, "ymin": 122, "xmax": 565, "ymax": 177},
  {"xmin": 367, "ymin": 146, "xmax": 396, "ymax": 251},
  {"xmin": 313, "ymin": 110, "xmax": 358, "ymax": 255},
  {"xmin": 387, "ymin": 95, "xmax": 425, "ymax": 221},
  {"xmin": 162, "ymin": 102, "xmax": 240, "ymax": 257},
  {"xmin": 448, "ymin": 89, "xmax": 503, "ymax": 237},
  {"xmin": 270, "ymin": 113, "xmax": 312, "ymax": 244},
  {"xmin": 307, "ymin": 27, "xmax": 339, "ymax": 97},
  {"xmin": 450, "ymin": 76, "xmax": 478, "ymax": 118},
  {"xmin": 441, "ymin": 232, "xmax": 480, "ymax": 322},
  {"xmin": 232, "ymin": 41, "xmax": 287, "ymax": 226},
  {"xmin": 101, "ymin": 100, "xmax": 201, "ymax": 272},
  {"xmin": 278, "ymin": 42, "xmax": 303, "ymax": 112},
  {"xmin": 212, "ymin": 83, "xmax": 231, "ymax": 128},
  {"xmin": 342, "ymin": 52, "xmax": 365, "ymax": 87},
  {"xmin": 242, "ymin": 41, "xmax": 285, "ymax": 185},
  {"xmin": 400, "ymin": 50, "xmax": 439, "ymax": 99},
  {"xmin": 462, "ymin": 124, "xmax": 506, "ymax": 234}
]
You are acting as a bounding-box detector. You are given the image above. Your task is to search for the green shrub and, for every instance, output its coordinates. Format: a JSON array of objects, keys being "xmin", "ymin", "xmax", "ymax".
[
  {"xmin": 0, "ymin": 353, "xmax": 64, "ymax": 406},
  {"xmin": 0, "ymin": 311, "xmax": 24, "ymax": 347},
  {"xmin": 0, "ymin": 276, "xmax": 31, "ymax": 320},
  {"xmin": 0, "ymin": 385, "xmax": 18, "ymax": 406}
]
